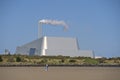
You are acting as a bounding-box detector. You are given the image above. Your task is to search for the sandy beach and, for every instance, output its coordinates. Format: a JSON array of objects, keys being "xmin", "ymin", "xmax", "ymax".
[{"xmin": 0, "ymin": 67, "xmax": 120, "ymax": 80}]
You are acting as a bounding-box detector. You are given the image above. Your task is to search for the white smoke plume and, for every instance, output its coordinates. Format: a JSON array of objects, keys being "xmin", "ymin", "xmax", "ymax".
[{"xmin": 39, "ymin": 19, "xmax": 68, "ymax": 30}]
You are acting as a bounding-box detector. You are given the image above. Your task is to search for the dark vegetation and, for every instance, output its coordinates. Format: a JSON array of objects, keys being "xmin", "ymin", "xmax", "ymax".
[
  {"xmin": 0, "ymin": 56, "xmax": 3, "ymax": 62},
  {"xmin": 16, "ymin": 56, "xmax": 22, "ymax": 62},
  {"xmin": 0, "ymin": 54, "xmax": 120, "ymax": 66}
]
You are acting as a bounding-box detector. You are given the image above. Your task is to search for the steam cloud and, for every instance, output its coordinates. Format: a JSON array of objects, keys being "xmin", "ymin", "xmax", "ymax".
[{"xmin": 39, "ymin": 19, "xmax": 68, "ymax": 30}]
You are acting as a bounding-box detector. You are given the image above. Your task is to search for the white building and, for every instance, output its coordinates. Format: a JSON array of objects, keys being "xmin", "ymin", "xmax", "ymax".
[
  {"xmin": 16, "ymin": 36, "xmax": 94, "ymax": 58},
  {"xmin": 16, "ymin": 19, "xmax": 94, "ymax": 58}
]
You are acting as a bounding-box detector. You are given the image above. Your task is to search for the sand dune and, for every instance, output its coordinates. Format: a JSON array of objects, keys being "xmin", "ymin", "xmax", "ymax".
[{"xmin": 0, "ymin": 67, "xmax": 120, "ymax": 80}]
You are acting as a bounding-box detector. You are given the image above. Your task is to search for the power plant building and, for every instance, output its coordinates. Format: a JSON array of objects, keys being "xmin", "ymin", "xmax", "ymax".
[
  {"xmin": 16, "ymin": 36, "xmax": 94, "ymax": 58},
  {"xmin": 15, "ymin": 19, "xmax": 94, "ymax": 58}
]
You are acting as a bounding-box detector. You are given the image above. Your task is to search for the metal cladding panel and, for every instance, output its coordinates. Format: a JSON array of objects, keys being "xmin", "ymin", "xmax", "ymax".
[
  {"xmin": 78, "ymin": 50, "xmax": 94, "ymax": 58},
  {"xmin": 15, "ymin": 37, "xmax": 43, "ymax": 55},
  {"xmin": 21, "ymin": 38, "xmax": 43, "ymax": 49},
  {"xmin": 45, "ymin": 50, "xmax": 76, "ymax": 56},
  {"xmin": 45, "ymin": 50, "xmax": 94, "ymax": 58},
  {"xmin": 47, "ymin": 37, "xmax": 78, "ymax": 51},
  {"xmin": 15, "ymin": 36, "xmax": 94, "ymax": 58},
  {"xmin": 16, "ymin": 47, "xmax": 29, "ymax": 55}
]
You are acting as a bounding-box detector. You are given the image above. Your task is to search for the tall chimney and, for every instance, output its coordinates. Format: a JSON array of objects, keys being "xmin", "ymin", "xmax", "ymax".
[{"xmin": 38, "ymin": 23, "xmax": 42, "ymax": 38}]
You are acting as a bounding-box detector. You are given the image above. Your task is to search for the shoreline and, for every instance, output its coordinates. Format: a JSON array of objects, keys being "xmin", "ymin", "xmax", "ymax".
[{"xmin": 0, "ymin": 64, "xmax": 120, "ymax": 67}]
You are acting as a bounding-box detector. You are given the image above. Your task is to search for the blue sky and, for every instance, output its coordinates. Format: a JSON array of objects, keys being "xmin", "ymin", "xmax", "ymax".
[{"xmin": 0, "ymin": 0, "xmax": 120, "ymax": 57}]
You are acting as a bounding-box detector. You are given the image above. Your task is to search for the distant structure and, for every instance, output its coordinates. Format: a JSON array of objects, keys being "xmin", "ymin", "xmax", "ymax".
[
  {"xmin": 15, "ymin": 19, "xmax": 94, "ymax": 58},
  {"xmin": 4, "ymin": 49, "xmax": 10, "ymax": 55}
]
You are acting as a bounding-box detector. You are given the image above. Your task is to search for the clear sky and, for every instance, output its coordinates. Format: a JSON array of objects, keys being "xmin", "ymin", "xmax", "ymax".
[{"xmin": 0, "ymin": 0, "xmax": 120, "ymax": 57}]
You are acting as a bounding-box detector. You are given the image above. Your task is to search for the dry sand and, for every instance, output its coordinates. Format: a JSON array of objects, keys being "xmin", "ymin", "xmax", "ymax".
[{"xmin": 0, "ymin": 67, "xmax": 120, "ymax": 80}]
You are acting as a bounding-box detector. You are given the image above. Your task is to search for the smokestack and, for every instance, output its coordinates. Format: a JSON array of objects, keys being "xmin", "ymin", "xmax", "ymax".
[
  {"xmin": 38, "ymin": 23, "xmax": 42, "ymax": 39},
  {"xmin": 38, "ymin": 19, "xmax": 68, "ymax": 38}
]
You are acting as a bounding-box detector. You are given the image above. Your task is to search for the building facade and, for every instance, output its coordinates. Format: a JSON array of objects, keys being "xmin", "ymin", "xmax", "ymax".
[{"xmin": 16, "ymin": 36, "xmax": 94, "ymax": 58}]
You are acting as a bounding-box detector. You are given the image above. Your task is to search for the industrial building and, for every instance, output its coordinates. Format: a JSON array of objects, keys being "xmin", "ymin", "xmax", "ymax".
[
  {"xmin": 16, "ymin": 36, "xmax": 94, "ymax": 58},
  {"xmin": 15, "ymin": 19, "xmax": 94, "ymax": 58}
]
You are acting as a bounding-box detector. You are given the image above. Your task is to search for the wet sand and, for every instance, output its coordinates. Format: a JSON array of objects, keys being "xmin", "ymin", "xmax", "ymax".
[{"xmin": 0, "ymin": 67, "xmax": 120, "ymax": 80}]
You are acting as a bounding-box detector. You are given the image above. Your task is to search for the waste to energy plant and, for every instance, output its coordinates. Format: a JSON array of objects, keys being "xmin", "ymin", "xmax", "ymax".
[{"xmin": 16, "ymin": 19, "xmax": 94, "ymax": 58}]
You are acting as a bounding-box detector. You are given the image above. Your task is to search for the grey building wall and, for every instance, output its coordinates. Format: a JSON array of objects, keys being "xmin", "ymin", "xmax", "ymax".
[
  {"xmin": 16, "ymin": 37, "xmax": 43, "ymax": 55},
  {"xmin": 15, "ymin": 36, "xmax": 94, "ymax": 58},
  {"xmin": 47, "ymin": 37, "xmax": 78, "ymax": 51},
  {"xmin": 45, "ymin": 50, "xmax": 94, "ymax": 58}
]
